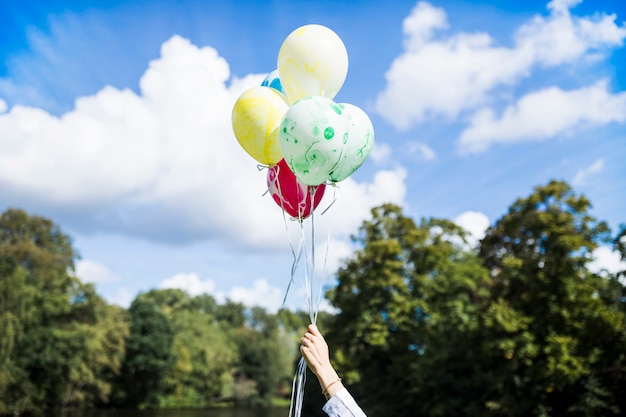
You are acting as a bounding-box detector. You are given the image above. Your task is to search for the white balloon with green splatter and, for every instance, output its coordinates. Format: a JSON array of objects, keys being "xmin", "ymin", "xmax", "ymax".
[
  {"xmin": 279, "ymin": 96, "xmax": 348, "ymax": 186},
  {"xmin": 329, "ymin": 103, "xmax": 374, "ymax": 183}
]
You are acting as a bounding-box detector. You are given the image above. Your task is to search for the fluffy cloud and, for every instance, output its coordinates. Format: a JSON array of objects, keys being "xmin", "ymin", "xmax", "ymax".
[
  {"xmin": 375, "ymin": 0, "xmax": 625, "ymax": 135},
  {"xmin": 155, "ymin": 271, "xmax": 310, "ymax": 310},
  {"xmin": 453, "ymin": 211, "xmax": 490, "ymax": 247},
  {"xmin": 0, "ymin": 35, "xmax": 406, "ymax": 250},
  {"xmin": 75, "ymin": 259, "xmax": 121, "ymax": 284},
  {"xmin": 159, "ymin": 272, "xmax": 216, "ymax": 296},
  {"xmin": 458, "ymin": 82, "xmax": 626, "ymax": 153},
  {"xmin": 228, "ymin": 279, "xmax": 284, "ymax": 313},
  {"xmin": 109, "ymin": 287, "xmax": 134, "ymax": 308},
  {"xmin": 157, "ymin": 271, "xmax": 332, "ymax": 313},
  {"xmin": 588, "ymin": 245, "xmax": 626, "ymax": 277},
  {"xmin": 516, "ymin": 0, "xmax": 626, "ymax": 66}
]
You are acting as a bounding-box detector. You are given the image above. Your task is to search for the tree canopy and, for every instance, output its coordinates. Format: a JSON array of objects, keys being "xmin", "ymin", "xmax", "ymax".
[
  {"xmin": 326, "ymin": 181, "xmax": 626, "ymax": 417},
  {"xmin": 1, "ymin": 180, "xmax": 625, "ymax": 416},
  {"xmin": 0, "ymin": 209, "xmax": 128, "ymax": 414}
]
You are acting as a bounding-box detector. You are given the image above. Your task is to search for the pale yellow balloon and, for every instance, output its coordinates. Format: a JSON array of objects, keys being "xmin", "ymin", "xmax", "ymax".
[
  {"xmin": 231, "ymin": 86, "xmax": 289, "ymax": 166},
  {"xmin": 278, "ymin": 24, "xmax": 349, "ymax": 103}
]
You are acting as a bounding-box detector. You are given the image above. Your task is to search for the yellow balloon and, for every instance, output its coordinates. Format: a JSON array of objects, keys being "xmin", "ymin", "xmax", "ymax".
[
  {"xmin": 277, "ymin": 24, "xmax": 349, "ymax": 103},
  {"xmin": 232, "ymin": 86, "xmax": 289, "ymax": 166}
]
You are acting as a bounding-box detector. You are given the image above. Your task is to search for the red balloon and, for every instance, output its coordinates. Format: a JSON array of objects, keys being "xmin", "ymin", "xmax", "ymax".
[{"xmin": 267, "ymin": 159, "xmax": 326, "ymax": 220}]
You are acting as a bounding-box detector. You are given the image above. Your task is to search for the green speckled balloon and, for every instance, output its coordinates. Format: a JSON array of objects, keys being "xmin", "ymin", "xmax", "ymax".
[
  {"xmin": 279, "ymin": 96, "xmax": 348, "ymax": 186},
  {"xmin": 328, "ymin": 103, "xmax": 374, "ymax": 182}
]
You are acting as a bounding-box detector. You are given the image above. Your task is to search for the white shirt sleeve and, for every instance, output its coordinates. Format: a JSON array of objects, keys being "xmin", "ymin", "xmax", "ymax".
[{"xmin": 322, "ymin": 387, "xmax": 367, "ymax": 417}]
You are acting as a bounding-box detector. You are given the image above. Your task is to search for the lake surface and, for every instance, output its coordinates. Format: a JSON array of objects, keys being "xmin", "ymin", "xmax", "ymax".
[{"xmin": 55, "ymin": 407, "xmax": 289, "ymax": 417}]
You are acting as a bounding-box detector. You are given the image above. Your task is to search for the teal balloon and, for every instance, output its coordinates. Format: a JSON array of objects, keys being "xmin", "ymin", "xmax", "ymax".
[
  {"xmin": 261, "ymin": 69, "xmax": 284, "ymax": 94},
  {"xmin": 279, "ymin": 96, "xmax": 348, "ymax": 186},
  {"xmin": 328, "ymin": 103, "xmax": 374, "ymax": 182}
]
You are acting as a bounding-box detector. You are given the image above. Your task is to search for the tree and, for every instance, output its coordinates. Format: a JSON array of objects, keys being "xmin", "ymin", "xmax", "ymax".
[
  {"xmin": 138, "ymin": 289, "xmax": 238, "ymax": 408},
  {"xmin": 0, "ymin": 256, "xmax": 30, "ymax": 415},
  {"xmin": 593, "ymin": 224, "xmax": 626, "ymax": 413},
  {"xmin": 0, "ymin": 208, "xmax": 128, "ymax": 414},
  {"xmin": 326, "ymin": 204, "xmax": 492, "ymax": 416},
  {"xmin": 326, "ymin": 183, "xmax": 626, "ymax": 417},
  {"xmin": 478, "ymin": 180, "xmax": 625, "ymax": 416},
  {"xmin": 216, "ymin": 299, "xmax": 247, "ymax": 328},
  {"xmin": 116, "ymin": 297, "xmax": 174, "ymax": 408},
  {"xmin": 230, "ymin": 306, "xmax": 296, "ymax": 405},
  {"xmin": 606, "ymin": 224, "xmax": 626, "ymax": 314}
]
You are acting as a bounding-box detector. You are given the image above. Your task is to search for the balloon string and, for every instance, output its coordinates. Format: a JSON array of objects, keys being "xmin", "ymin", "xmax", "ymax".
[
  {"xmin": 288, "ymin": 357, "xmax": 307, "ymax": 417},
  {"xmin": 288, "ymin": 184, "xmax": 330, "ymax": 417},
  {"xmin": 272, "ymin": 179, "xmax": 309, "ymax": 417},
  {"xmin": 319, "ymin": 182, "xmax": 341, "ymax": 215},
  {"xmin": 313, "ymin": 184, "xmax": 339, "ymax": 324},
  {"xmin": 271, "ymin": 165, "xmax": 305, "ymax": 309},
  {"xmin": 288, "ymin": 190, "xmax": 317, "ymax": 417},
  {"xmin": 299, "ymin": 214, "xmax": 314, "ymax": 324},
  {"xmin": 259, "ymin": 164, "xmax": 271, "ymax": 196},
  {"xmin": 308, "ymin": 191, "xmax": 317, "ymax": 325}
]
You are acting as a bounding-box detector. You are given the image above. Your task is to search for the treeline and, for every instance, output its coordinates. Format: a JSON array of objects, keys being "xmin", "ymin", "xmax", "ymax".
[
  {"xmin": 1, "ymin": 180, "xmax": 625, "ymax": 416},
  {"xmin": 0, "ymin": 207, "xmax": 318, "ymax": 415}
]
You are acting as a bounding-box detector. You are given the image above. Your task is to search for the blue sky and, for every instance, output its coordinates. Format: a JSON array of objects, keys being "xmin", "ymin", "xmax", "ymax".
[{"xmin": 1, "ymin": 0, "xmax": 625, "ymax": 311}]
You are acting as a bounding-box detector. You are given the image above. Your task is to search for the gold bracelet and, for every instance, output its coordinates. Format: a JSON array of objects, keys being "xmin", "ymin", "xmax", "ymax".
[{"xmin": 322, "ymin": 377, "xmax": 342, "ymax": 399}]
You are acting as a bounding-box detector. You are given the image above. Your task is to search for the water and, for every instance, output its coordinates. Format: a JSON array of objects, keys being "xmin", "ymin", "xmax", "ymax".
[{"xmin": 56, "ymin": 407, "xmax": 289, "ymax": 417}]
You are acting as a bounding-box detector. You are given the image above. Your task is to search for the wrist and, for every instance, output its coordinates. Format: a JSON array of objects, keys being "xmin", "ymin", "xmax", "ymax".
[
  {"xmin": 317, "ymin": 368, "xmax": 342, "ymax": 399},
  {"xmin": 321, "ymin": 377, "xmax": 343, "ymax": 399},
  {"xmin": 316, "ymin": 367, "xmax": 339, "ymax": 388}
]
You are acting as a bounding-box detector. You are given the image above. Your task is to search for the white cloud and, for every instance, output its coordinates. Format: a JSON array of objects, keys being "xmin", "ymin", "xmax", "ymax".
[
  {"xmin": 588, "ymin": 245, "xmax": 626, "ymax": 277},
  {"xmin": 158, "ymin": 272, "xmax": 216, "ymax": 296},
  {"xmin": 75, "ymin": 259, "xmax": 120, "ymax": 284},
  {"xmin": 458, "ymin": 81, "xmax": 626, "ymax": 153},
  {"xmin": 517, "ymin": 0, "xmax": 626, "ymax": 66},
  {"xmin": 228, "ymin": 278, "xmax": 284, "ymax": 313},
  {"xmin": 109, "ymin": 287, "xmax": 134, "ymax": 308},
  {"xmin": 402, "ymin": 1, "xmax": 449, "ymax": 48},
  {"xmin": 375, "ymin": 0, "xmax": 626, "ymax": 130},
  {"xmin": 0, "ymin": 35, "xmax": 407, "ymax": 251},
  {"xmin": 572, "ymin": 159, "xmax": 605, "ymax": 186},
  {"xmin": 156, "ymin": 271, "xmax": 333, "ymax": 314},
  {"xmin": 322, "ymin": 168, "xmax": 407, "ymax": 239},
  {"xmin": 0, "ymin": 99, "xmax": 7, "ymax": 113},
  {"xmin": 453, "ymin": 211, "xmax": 490, "ymax": 247}
]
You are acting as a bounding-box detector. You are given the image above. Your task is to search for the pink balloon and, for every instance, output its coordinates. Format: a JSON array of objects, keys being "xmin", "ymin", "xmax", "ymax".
[{"xmin": 267, "ymin": 159, "xmax": 326, "ymax": 220}]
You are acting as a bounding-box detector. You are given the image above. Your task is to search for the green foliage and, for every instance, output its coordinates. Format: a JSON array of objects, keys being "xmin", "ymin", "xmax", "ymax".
[
  {"xmin": 326, "ymin": 203, "xmax": 493, "ymax": 416},
  {"xmin": 132, "ymin": 289, "xmax": 237, "ymax": 408},
  {"xmin": 2, "ymin": 181, "xmax": 625, "ymax": 416},
  {"xmin": 0, "ymin": 210, "xmax": 305, "ymax": 415},
  {"xmin": 477, "ymin": 180, "xmax": 623, "ymax": 416},
  {"xmin": 0, "ymin": 208, "xmax": 128, "ymax": 415},
  {"xmin": 115, "ymin": 297, "xmax": 175, "ymax": 408},
  {"xmin": 327, "ymin": 181, "xmax": 626, "ymax": 417},
  {"xmin": 230, "ymin": 306, "xmax": 296, "ymax": 405},
  {"xmin": 111, "ymin": 290, "xmax": 301, "ymax": 409}
]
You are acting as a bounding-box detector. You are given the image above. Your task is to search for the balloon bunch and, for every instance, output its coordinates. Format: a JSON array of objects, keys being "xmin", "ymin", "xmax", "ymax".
[
  {"xmin": 232, "ymin": 25, "xmax": 374, "ymax": 417},
  {"xmin": 232, "ymin": 24, "xmax": 374, "ymax": 220}
]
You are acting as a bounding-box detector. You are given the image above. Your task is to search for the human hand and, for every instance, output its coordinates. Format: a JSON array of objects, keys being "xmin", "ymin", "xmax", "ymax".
[{"xmin": 300, "ymin": 324, "xmax": 343, "ymax": 398}]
